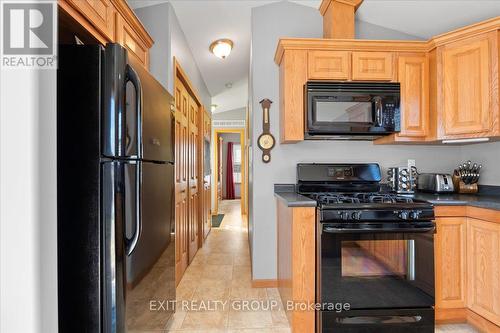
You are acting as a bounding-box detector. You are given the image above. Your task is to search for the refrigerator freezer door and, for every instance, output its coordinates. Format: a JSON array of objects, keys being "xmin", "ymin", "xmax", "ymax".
[
  {"xmin": 126, "ymin": 161, "xmax": 175, "ymax": 331},
  {"xmin": 103, "ymin": 44, "xmax": 175, "ymax": 163},
  {"xmin": 128, "ymin": 55, "xmax": 175, "ymax": 163}
]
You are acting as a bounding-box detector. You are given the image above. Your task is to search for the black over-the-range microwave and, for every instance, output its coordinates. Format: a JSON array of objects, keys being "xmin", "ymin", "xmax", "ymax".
[{"xmin": 305, "ymin": 81, "xmax": 401, "ymax": 140}]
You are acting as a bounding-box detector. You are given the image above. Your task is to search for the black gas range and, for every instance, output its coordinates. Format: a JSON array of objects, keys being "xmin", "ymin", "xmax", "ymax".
[{"xmin": 297, "ymin": 163, "xmax": 435, "ymax": 333}]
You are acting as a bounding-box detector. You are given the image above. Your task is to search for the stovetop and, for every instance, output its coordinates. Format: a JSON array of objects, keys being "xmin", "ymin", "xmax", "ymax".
[{"xmin": 306, "ymin": 192, "xmax": 416, "ymax": 205}]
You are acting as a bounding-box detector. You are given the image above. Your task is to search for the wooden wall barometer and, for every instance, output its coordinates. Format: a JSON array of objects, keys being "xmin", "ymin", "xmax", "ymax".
[{"xmin": 257, "ymin": 99, "xmax": 275, "ymax": 163}]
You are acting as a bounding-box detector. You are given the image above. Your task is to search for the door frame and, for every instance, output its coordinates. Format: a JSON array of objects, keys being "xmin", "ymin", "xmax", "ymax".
[{"xmin": 212, "ymin": 127, "xmax": 247, "ymax": 217}]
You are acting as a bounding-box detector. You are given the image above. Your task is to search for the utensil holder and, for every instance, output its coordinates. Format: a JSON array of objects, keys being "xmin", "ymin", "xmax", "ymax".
[{"xmin": 452, "ymin": 174, "xmax": 478, "ymax": 194}]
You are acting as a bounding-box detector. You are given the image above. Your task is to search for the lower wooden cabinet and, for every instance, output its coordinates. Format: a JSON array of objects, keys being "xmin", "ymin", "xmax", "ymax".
[
  {"xmin": 435, "ymin": 217, "xmax": 467, "ymax": 309},
  {"xmin": 467, "ymin": 218, "xmax": 500, "ymax": 326}
]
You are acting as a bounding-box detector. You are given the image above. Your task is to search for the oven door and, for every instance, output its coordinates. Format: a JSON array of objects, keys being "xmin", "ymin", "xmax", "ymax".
[
  {"xmin": 318, "ymin": 223, "xmax": 435, "ymax": 332},
  {"xmin": 319, "ymin": 223, "xmax": 435, "ymax": 308}
]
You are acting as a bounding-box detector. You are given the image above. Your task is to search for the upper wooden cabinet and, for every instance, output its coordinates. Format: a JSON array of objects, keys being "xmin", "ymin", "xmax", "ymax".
[
  {"xmin": 115, "ymin": 14, "xmax": 149, "ymax": 67},
  {"xmin": 467, "ymin": 218, "xmax": 500, "ymax": 326},
  {"xmin": 352, "ymin": 51, "xmax": 395, "ymax": 81},
  {"xmin": 65, "ymin": 0, "xmax": 116, "ymax": 41},
  {"xmin": 275, "ymin": 18, "xmax": 500, "ymax": 144},
  {"xmin": 59, "ymin": 0, "xmax": 154, "ymax": 68},
  {"xmin": 308, "ymin": 50, "xmax": 350, "ymax": 80},
  {"xmin": 436, "ymin": 32, "xmax": 499, "ymax": 139}
]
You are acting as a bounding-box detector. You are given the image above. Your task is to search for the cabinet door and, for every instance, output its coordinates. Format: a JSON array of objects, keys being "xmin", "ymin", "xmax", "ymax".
[
  {"xmin": 352, "ymin": 51, "xmax": 394, "ymax": 81},
  {"xmin": 435, "ymin": 217, "xmax": 467, "ymax": 309},
  {"xmin": 308, "ymin": 51, "xmax": 350, "ymax": 80},
  {"xmin": 115, "ymin": 15, "xmax": 149, "ymax": 67},
  {"xmin": 440, "ymin": 33, "xmax": 496, "ymax": 138},
  {"xmin": 398, "ymin": 54, "xmax": 429, "ymax": 137},
  {"xmin": 467, "ymin": 218, "xmax": 500, "ymax": 326},
  {"xmin": 66, "ymin": 0, "xmax": 115, "ymax": 41}
]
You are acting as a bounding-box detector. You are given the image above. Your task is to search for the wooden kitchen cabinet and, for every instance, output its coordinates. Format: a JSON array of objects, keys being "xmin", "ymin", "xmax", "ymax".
[
  {"xmin": 308, "ymin": 50, "xmax": 350, "ymax": 80},
  {"xmin": 435, "ymin": 217, "xmax": 467, "ymax": 310},
  {"xmin": 436, "ymin": 31, "xmax": 499, "ymax": 139},
  {"xmin": 467, "ymin": 218, "xmax": 500, "ymax": 326},
  {"xmin": 65, "ymin": 0, "xmax": 116, "ymax": 41},
  {"xmin": 375, "ymin": 53, "xmax": 429, "ymax": 144},
  {"xmin": 352, "ymin": 51, "xmax": 395, "ymax": 81},
  {"xmin": 59, "ymin": 0, "xmax": 153, "ymax": 68},
  {"xmin": 115, "ymin": 14, "xmax": 150, "ymax": 67}
]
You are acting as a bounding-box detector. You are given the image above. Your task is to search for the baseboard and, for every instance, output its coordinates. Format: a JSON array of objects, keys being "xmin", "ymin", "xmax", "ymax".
[
  {"xmin": 251, "ymin": 279, "xmax": 278, "ymax": 288},
  {"xmin": 435, "ymin": 308, "xmax": 467, "ymax": 324},
  {"xmin": 467, "ymin": 309, "xmax": 500, "ymax": 332}
]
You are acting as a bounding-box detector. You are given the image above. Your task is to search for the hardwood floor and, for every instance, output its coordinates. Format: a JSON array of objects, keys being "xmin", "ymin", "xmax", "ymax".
[{"xmin": 167, "ymin": 200, "xmax": 291, "ymax": 332}]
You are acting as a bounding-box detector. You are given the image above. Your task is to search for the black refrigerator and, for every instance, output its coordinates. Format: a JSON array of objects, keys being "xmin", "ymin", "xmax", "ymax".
[{"xmin": 57, "ymin": 44, "xmax": 175, "ymax": 332}]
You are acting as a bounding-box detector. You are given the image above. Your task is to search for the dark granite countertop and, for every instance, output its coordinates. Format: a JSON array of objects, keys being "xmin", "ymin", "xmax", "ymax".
[
  {"xmin": 274, "ymin": 184, "xmax": 317, "ymax": 207},
  {"xmin": 274, "ymin": 184, "xmax": 500, "ymax": 211},
  {"xmin": 413, "ymin": 192, "xmax": 500, "ymax": 211}
]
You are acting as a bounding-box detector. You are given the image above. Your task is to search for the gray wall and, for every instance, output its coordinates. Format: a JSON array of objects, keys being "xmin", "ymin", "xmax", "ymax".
[
  {"xmin": 212, "ymin": 107, "xmax": 247, "ymax": 120},
  {"xmin": 220, "ymin": 133, "xmax": 242, "ymax": 199},
  {"xmin": 134, "ymin": 3, "xmax": 211, "ymax": 110},
  {"xmin": 249, "ymin": 1, "xmax": 464, "ymax": 280},
  {"xmin": 460, "ymin": 142, "xmax": 500, "ymax": 185}
]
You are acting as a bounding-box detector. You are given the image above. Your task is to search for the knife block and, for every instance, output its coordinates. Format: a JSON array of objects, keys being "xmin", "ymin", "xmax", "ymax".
[{"xmin": 452, "ymin": 174, "xmax": 478, "ymax": 194}]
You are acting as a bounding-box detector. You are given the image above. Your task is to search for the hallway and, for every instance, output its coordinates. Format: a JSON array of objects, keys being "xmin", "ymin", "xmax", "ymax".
[{"xmin": 167, "ymin": 199, "xmax": 290, "ymax": 332}]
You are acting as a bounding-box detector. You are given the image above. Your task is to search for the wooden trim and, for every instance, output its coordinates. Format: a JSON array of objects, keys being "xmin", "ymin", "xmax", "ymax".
[
  {"xmin": 174, "ymin": 57, "xmax": 204, "ymax": 109},
  {"xmin": 251, "ymin": 279, "xmax": 278, "ymax": 288},
  {"xmin": 467, "ymin": 309, "xmax": 500, "ymax": 332},
  {"xmin": 212, "ymin": 128, "xmax": 247, "ymax": 218},
  {"xmin": 275, "ymin": 39, "xmax": 429, "ymax": 65},
  {"xmin": 430, "ymin": 16, "xmax": 500, "ymax": 50},
  {"xmin": 436, "ymin": 308, "xmax": 468, "ymax": 324}
]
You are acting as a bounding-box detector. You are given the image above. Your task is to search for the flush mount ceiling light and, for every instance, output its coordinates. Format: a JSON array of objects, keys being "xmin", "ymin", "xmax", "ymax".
[
  {"xmin": 209, "ymin": 39, "xmax": 233, "ymax": 59},
  {"xmin": 211, "ymin": 104, "xmax": 218, "ymax": 112}
]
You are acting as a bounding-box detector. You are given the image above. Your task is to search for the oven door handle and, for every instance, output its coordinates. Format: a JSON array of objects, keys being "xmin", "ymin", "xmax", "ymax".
[{"xmin": 322, "ymin": 226, "xmax": 435, "ymax": 234}]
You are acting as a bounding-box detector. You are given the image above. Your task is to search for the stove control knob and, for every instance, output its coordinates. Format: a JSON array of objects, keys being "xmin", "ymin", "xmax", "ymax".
[
  {"xmin": 342, "ymin": 211, "xmax": 351, "ymax": 220},
  {"xmin": 409, "ymin": 210, "xmax": 422, "ymax": 220},
  {"xmin": 398, "ymin": 210, "xmax": 409, "ymax": 220},
  {"xmin": 351, "ymin": 211, "xmax": 362, "ymax": 220}
]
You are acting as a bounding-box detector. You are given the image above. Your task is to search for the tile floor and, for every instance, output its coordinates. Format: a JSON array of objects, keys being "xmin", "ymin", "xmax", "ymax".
[{"xmin": 165, "ymin": 199, "xmax": 479, "ymax": 333}]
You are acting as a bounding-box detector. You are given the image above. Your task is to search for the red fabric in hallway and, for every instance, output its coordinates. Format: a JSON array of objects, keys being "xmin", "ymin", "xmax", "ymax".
[{"xmin": 226, "ymin": 142, "xmax": 235, "ymax": 199}]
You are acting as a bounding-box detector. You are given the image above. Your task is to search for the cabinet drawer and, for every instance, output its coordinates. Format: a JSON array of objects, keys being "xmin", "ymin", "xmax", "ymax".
[
  {"xmin": 308, "ymin": 51, "xmax": 350, "ymax": 80},
  {"xmin": 66, "ymin": 0, "xmax": 115, "ymax": 41},
  {"xmin": 115, "ymin": 15, "xmax": 149, "ymax": 67},
  {"xmin": 352, "ymin": 51, "xmax": 394, "ymax": 81}
]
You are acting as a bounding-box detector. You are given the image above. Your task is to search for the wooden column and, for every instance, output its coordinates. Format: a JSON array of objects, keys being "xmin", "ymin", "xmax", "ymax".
[{"xmin": 319, "ymin": 0, "xmax": 363, "ymax": 39}]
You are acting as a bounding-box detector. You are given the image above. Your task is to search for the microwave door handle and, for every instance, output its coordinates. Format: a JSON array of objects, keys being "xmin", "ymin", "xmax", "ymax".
[
  {"xmin": 374, "ymin": 97, "xmax": 383, "ymax": 127},
  {"xmin": 126, "ymin": 64, "xmax": 143, "ymax": 159}
]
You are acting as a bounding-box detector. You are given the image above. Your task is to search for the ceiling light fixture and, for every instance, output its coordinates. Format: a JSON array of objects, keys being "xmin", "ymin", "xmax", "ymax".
[
  {"xmin": 211, "ymin": 104, "xmax": 218, "ymax": 112},
  {"xmin": 209, "ymin": 39, "xmax": 233, "ymax": 59}
]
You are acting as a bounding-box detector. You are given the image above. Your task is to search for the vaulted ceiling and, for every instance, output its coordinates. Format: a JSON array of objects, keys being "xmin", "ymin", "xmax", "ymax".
[{"xmin": 129, "ymin": 1, "xmax": 500, "ymax": 113}]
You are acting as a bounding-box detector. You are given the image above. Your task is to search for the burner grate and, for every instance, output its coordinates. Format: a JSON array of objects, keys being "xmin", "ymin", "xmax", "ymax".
[{"xmin": 305, "ymin": 192, "xmax": 414, "ymax": 205}]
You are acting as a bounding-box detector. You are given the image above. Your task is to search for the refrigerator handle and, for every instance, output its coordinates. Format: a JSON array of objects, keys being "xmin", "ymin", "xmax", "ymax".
[
  {"xmin": 126, "ymin": 64, "xmax": 143, "ymax": 159},
  {"xmin": 125, "ymin": 162, "xmax": 142, "ymax": 256}
]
